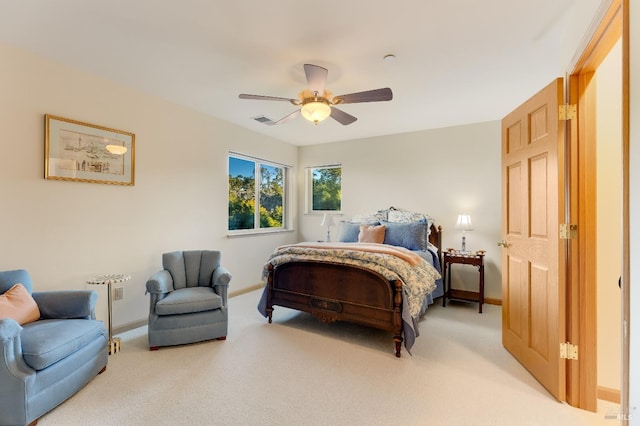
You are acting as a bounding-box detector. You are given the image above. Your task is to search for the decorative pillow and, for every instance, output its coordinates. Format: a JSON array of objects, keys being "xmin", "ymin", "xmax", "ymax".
[
  {"xmin": 337, "ymin": 221, "xmax": 380, "ymax": 242},
  {"xmin": 351, "ymin": 210, "xmax": 388, "ymax": 223},
  {"xmin": 388, "ymin": 209, "xmax": 427, "ymax": 223},
  {"xmin": 381, "ymin": 220, "xmax": 429, "ymax": 251},
  {"xmin": 388, "ymin": 209, "xmax": 433, "ymax": 235},
  {"xmin": 358, "ymin": 224, "xmax": 386, "ymax": 244},
  {"xmin": 0, "ymin": 283, "xmax": 41, "ymax": 325}
]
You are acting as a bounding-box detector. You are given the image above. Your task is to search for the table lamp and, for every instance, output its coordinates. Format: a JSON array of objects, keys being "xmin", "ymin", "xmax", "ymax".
[
  {"xmin": 320, "ymin": 213, "xmax": 335, "ymax": 242},
  {"xmin": 455, "ymin": 214, "xmax": 473, "ymax": 253}
]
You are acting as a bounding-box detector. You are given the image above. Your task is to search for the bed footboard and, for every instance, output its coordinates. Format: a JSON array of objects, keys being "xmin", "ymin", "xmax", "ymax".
[{"xmin": 266, "ymin": 261, "xmax": 404, "ymax": 357}]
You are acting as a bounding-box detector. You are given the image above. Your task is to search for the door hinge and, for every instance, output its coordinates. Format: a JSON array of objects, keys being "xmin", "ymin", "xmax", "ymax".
[
  {"xmin": 559, "ymin": 104, "xmax": 577, "ymax": 120},
  {"xmin": 560, "ymin": 223, "xmax": 578, "ymax": 239},
  {"xmin": 560, "ymin": 342, "xmax": 579, "ymax": 360}
]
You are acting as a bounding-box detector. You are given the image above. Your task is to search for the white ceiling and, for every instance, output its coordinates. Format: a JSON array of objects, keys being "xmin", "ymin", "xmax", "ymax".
[{"xmin": 0, "ymin": 0, "xmax": 575, "ymax": 146}]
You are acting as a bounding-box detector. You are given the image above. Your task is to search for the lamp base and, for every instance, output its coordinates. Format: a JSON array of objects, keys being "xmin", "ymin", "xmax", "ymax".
[{"xmin": 108, "ymin": 338, "xmax": 121, "ymax": 355}]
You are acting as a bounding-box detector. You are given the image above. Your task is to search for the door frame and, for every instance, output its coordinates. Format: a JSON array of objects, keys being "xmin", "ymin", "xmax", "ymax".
[{"xmin": 565, "ymin": 0, "xmax": 627, "ymax": 412}]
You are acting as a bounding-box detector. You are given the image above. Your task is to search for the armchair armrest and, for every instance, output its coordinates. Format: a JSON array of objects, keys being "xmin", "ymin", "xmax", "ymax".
[
  {"xmin": 0, "ymin": 318, "xmax": 33, "ymax": 374},
  {"xmin": 0, "ymin": 318, "xmax": 37, "ymax": 420},
  {"xmin": 0, "ymin": 318, "xmax": 22, "ymax": 344},
  {"xmin": 212, "ymin": 266, "xmax": 231, "ymax": 307},
  {"xmin": 32, "ymin": 290, "xmax": 98, "ymax": 320},
  {"xmin": 212, "ymin": 266, "xmax": 232, "ymax": 287},
  {"xmin": 146, "ymin": 270, "xmax": 174, "ymax": 294}
]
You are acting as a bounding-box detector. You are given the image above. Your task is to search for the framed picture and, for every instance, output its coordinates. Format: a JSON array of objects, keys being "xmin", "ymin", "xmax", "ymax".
[{"xmin": 45, "ymin": 114, "xmax": 135, "ymax": 186}]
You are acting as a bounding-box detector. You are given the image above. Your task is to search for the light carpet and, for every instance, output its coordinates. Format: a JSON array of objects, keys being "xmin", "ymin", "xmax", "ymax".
[{"xmin": 39, "ymin": 290, "xmax": 619, "ymax": 426}]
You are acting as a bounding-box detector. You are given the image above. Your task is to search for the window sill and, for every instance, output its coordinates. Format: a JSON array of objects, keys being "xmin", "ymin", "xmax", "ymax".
[{"xmin": 226, "ymin": 228, "xmax": 295, "ymax": 238}]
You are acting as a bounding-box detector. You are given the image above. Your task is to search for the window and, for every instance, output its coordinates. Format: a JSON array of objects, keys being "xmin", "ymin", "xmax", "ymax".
[
  {"xmin": 228, "ymin": 154, "xmax": 287, "ymax": 232},
  {"xmin": 307, "ymin": 165, "xmax": 341, "ymax": 213}
]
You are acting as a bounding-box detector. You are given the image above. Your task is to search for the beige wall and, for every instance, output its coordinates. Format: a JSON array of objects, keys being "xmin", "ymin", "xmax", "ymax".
[
  {"xmin": 0, "ymin": 44, "xmax": 299, "ymax": 329},
  {"xmin": 297, "ymin": 121, "xmax": 503, "ymax": 300},
  {"xmin": 595, "ymin": 39, "xmax": 623, "ymax": 391}
]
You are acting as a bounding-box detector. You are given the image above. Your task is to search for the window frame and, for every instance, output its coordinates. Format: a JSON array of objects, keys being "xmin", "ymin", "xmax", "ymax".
[
  {"xmin": 228, "ymin": 152, "xmax": 289, "ymax": 235},
  {"xmin": 305, "ymin": 164, "xmax": 342, "ymax": 214}
]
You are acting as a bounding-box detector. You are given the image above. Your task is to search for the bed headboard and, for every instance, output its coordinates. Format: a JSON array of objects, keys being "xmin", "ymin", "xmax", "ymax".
[
  {"xmin": 346, "ymin": 207, "xmax": 443, "ymax": 263},
  {"xmin": 428, "ymin": 223, "xmax": 443, "ymax": 265}
]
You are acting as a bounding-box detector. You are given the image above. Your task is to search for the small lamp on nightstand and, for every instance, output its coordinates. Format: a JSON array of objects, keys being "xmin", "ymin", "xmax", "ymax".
[
  {"xmin": 320, "ymin": 213, "xmax": 335, "ymax": 242},
  {"xmin": 455, "ymin": 214, "xmax": 473, "ymax": 253}
]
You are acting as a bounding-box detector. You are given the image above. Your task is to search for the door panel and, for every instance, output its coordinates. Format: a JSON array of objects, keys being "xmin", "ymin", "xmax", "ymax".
[
  {"xmin": 507, "ymin": 256, "xmax": 524, "ymax": 336},
  {"xmin": 507, "ymin": 163, "xmax": 522, "ymax": 235},
  {"xmin": 501, "ymin": 78, "xmax": 566, "ymax": 401},
  {"xmin": 530, "ymin": 154, "xmax": 549, "ymax": 236},
  {"xmin": 530, "ymin": 264, "xmax": 550, "ymax": 358}
]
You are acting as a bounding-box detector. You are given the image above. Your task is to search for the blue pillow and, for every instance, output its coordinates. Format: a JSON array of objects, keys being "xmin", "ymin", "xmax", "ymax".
[
  {"xmin": 381, "ymin": 220, "xmax": 428, "ymax": 251},
  {"xmin": 337, "ymin": 221, "xmax": 379, "ymax": 242}
]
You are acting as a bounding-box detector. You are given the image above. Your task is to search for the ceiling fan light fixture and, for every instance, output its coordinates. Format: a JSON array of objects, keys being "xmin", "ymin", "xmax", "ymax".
[
  {"xmin": 301, "ymin": 100, "xmax": 331, "ymax": 125},
  {"xmin": 239, "ymin": 64, "xmax": 391, "ymax": 126}
]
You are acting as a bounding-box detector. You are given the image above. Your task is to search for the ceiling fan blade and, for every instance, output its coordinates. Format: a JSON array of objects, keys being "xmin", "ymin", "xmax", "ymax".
[
  {"xmin": 304, "ymin": 64, "xmax": 328, "ymax": 95},
  {"xmin": 330, "ymin": 107, "xmax": 357, "ymax": 125},
  {"xmin": 333, "ymin": 88, "xmax": 393, "ymax": 104},
  {"xmin": 274, "ymin": 110, "xmax": 300, "ymax": 125},
  {"xmin": 239, "ymin": 94, "xmax": 297, "ymax": 103}
]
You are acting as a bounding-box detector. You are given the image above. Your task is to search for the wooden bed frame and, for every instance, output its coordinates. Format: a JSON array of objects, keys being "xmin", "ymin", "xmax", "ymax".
[{"xmin": 265, "ymin": 223, "xmax": 442, "ymax": 357}]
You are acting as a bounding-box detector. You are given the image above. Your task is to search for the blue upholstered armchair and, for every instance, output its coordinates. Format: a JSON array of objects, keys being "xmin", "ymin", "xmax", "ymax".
[
  {"xmin": 0, "ymin": 269, "xmax": 108, "ymax": 426},
  {"xmin": 145, "ymin": 250, "xmax": 231, "ymax": 350}
]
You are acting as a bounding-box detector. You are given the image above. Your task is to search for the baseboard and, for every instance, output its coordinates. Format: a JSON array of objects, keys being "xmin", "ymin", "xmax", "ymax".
[
  {"xmin": 484, "ymin": 297, "xmax": 502, "ymax": 306},
  {"xmin": 113, "ymin": 319, "xmax": 148, "ymax": 335},
  {"xmin": 444, "ymin": 290, "xmax": 502, "ymax": 307},
  {"xmin": 229, "ymin": 283, "xmax": 264, "ymax": 298},
  {"xmin": 598, "ymin": 386, "xmax": 621, "ymax": 404}
]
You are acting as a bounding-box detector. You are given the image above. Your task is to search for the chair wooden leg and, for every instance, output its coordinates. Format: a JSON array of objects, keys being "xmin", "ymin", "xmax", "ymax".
[
  {"xmin": 216, "ymin": 336, "xmax": 227, "ymax": 341},
  {"xmin": 28, "ymin": 420, "xmax": 38, "ymax": 426},
  {"xmin": 98, "ymin": 366, "xmax": 107, "ymax": 374},
  {"xmin": 149, "ymin": 346, "xmax": 159, "ymax": 351}
]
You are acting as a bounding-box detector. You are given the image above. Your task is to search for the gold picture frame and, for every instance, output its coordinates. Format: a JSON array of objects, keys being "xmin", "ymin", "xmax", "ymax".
[{"xmin": 45, "ymin": 114, "xmax": 135, "ymax": 186}]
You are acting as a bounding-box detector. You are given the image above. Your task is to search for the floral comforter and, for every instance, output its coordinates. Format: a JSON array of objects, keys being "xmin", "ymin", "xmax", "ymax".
[{"xmin": 262, "ymin": 242, "xmax": 440, "ymax": 318}]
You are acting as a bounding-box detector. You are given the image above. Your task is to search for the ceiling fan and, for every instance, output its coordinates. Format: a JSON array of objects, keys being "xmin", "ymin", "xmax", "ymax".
[{"xmin": 239, "ymin": 64, "xmax": 393, "ymax": 126}]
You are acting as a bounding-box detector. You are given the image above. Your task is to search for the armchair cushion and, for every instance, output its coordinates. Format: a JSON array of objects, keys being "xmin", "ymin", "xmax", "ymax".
[
  {"xmin": 20, "ymin": 318, "xmax": 106, "ymax": 370},
  {"xmin": 0, "ymin": 283, "xmax": 41, "ymax": 325},
  {"xmin": 155, "ymin": 287, "xmax": 222, "ymax": 316}
]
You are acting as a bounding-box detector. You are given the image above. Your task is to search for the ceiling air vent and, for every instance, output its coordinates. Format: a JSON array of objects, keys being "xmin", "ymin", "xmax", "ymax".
[{"xmin": 252, "ymin": 116, "xmax": 275, "ymax": 126}]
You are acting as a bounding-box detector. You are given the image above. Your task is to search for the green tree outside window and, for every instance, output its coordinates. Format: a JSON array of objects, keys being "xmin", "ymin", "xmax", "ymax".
[
  {"xmin": 311, "ymin": 166, "xmax": 341, "ymax": 211},
  {"xmin": 229, "ymin": 155, "xmax": 285, "ymax": 231}
]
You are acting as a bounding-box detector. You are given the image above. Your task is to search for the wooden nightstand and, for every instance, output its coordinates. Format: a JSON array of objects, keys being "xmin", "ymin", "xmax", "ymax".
[{"xmin": 442, "ymin": 251, "xmax": 485, "ymax": 313}]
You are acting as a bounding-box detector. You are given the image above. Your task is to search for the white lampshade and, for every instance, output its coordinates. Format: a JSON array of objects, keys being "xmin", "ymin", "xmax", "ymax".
[
  {"xmin": 455, "ymin": 214, "xmax": 473, "ymax": 231},
  {"xmin": 320, "ymin": 213, "xmax": 335, "ymax": 228}
]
